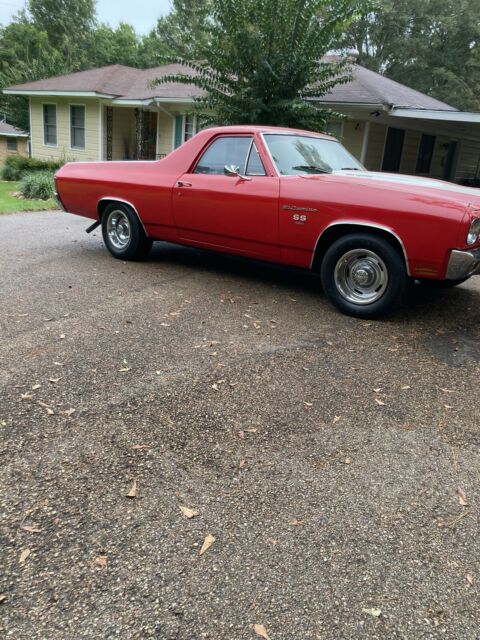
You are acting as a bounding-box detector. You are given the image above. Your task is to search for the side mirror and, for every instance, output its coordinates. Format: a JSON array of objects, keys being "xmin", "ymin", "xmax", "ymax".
[{"xmin": 224, "ymin": 164, "xmax": 252, "ymax": 181}]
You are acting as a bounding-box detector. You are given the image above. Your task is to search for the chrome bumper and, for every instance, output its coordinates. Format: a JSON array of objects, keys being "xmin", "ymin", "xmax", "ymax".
[
  {"xmin": 54, "ymin": 191, "xmax": 66, "ymax": 212},
  {"xmin": 446, "ymin": 248, "xmax": 480, "ymax": 280}
]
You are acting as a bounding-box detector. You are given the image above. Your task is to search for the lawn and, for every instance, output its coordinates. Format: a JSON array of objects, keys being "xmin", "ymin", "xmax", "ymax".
[{"xmin": 0, "ymin": 181, "xmax": 56, "ymax": 214}]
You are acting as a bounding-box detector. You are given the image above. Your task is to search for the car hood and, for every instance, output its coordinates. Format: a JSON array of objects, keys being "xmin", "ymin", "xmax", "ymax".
[{"xmin": 332, "ymin": 170, "xmax": 480, "ymax": 204}]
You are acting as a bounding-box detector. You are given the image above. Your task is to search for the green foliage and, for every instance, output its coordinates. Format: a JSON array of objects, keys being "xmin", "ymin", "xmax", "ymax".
[
  {"xmin": 153, "ymin": 0, "xmax": 366, "ymax": 130},
  {"xmin": 1, "ymin": 156, "xmax": 62, "ymax": 181},
  {"xmin": 341, "ymin": 0, "xmax": 480, "ymax": 110},
  {"xmin": 19, "ymin": 171, "xmax": 56, "ymax": 200}
]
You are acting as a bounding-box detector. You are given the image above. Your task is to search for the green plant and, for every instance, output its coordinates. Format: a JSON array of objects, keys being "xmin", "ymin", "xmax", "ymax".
[
  {"xmin": 153, "ymin": 0, "xmax": 367, "ymax": 130},
  {"xmin": 1, "ymin": 156, "xmax": 62, "ymax": 181},
  {"xmin": 19, "ymin": 171, "xmax": 55, "ymax": 200}
]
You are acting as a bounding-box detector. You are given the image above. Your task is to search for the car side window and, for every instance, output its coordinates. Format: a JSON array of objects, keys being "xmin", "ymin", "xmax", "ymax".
[
  {"xmin": 246, "ymin": 144, "xmax": 266, "ymax": 176},
  {"xmin": 194, "ymin": 136, "xmax": 252, "ymax": 175}
]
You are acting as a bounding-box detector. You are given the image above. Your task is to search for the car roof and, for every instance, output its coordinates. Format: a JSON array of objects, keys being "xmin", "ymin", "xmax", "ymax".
[{"xmin": 201, "ymin": 124, "xmax": 336, "ymax": 141}]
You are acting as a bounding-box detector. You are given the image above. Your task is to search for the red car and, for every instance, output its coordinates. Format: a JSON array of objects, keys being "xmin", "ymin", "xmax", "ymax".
[{"xmin": 55, "ymin": 125, "xmax": 480, "ymax": 318}]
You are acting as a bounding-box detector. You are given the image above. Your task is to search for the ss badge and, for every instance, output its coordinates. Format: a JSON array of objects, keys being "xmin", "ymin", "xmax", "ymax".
[{"xmin": 293, "ymin": 214, "xmax": 307, "ymax": 224}]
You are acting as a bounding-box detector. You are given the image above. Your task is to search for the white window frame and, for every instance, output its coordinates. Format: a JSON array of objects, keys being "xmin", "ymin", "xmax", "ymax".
[
  {"xmin": 42, "ymin": 102, "xmax": 58, "ymax": 147},
  {"xmin": 182, "ymin": 114, "xmax": 198, "ymax": 143},
  {"xmin": 6, "ymin": 137, "xmax": 18, "ymax": 152},
  {"xmin": 69, "ymin": 103, "xmax": 86, "ymax": 151},
  {"xmin": 325, "ymin": 120, "xmax": 344, "ymax": 141}
]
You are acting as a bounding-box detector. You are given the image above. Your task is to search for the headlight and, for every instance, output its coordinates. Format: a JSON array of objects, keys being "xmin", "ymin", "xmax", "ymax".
[{"xmin": 467, "ymin": 218, "xmax": 480, "ymax": 245}]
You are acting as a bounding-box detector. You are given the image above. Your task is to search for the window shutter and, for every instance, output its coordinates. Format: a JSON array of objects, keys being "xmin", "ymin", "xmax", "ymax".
[{"xmin": 174, "ymin": 115, "xmax": 183, "ymax": 148}]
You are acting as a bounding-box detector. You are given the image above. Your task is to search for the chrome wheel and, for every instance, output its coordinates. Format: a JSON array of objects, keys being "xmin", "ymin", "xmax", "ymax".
[
  {"xmin": 334, "ymin": 249, "xmax": 388, "ymax": 305},
  {"xmin": 106, "ymin": 210, "xmax": 131, "ymax": 250}
]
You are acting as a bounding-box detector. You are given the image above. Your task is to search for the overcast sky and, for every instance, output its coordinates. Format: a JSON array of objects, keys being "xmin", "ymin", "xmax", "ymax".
[{"xmin": 0, "ymin": 0, "xmax": 172, "ymax": 33}]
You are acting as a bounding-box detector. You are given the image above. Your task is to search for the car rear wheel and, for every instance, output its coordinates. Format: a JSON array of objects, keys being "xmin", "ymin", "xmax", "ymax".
[
  {"xmin": 102, "ymin": 203, "xmax": 152, "ymax": 261},
  {"xmin": 320, "ymin": 233, "xmax": 408, "ymax": 318}
]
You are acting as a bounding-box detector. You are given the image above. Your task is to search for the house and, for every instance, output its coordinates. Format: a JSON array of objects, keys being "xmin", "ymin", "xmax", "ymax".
[
  {"xmin": 0, "ymin": 121, "xmax": 29, "ymax": 165},
  {"xmin": 4, "ymin": 60, "xmax": 480, "ymax": 184}
]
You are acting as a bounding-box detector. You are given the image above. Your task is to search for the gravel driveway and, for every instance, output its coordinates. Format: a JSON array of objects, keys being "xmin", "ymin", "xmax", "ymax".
[{"xmin": 1, "ymin": 211, "xmax": 479, "ymax": 639}]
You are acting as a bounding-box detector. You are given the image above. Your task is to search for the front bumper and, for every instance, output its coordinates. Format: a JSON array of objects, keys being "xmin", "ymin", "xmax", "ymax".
[{"xmin": 446, "ymin": 247, "xmax": 480, "ymax": 280}]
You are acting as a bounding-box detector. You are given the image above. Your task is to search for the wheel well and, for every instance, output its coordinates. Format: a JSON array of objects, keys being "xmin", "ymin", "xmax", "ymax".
[
  {"xmin": 311, "ymin": 224, "xmax": 408, "ymax": 273},
  {"xmin": 97, "ymin": 199, "xmax": 122, "ymax": 221}
]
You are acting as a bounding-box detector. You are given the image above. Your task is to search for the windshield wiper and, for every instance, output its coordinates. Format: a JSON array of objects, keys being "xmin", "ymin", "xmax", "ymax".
[
  {"xmin": 340, "ymin": 167, "xmax": 360, "ymax": 171},
  {"xmin": 292, "ymin": 165, "xmax": 331, "ymax": 174}
]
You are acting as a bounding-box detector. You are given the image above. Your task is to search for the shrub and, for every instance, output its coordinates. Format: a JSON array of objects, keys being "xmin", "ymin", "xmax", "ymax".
[
  {"xmin": 1, "ymin": 156, "xmax": 62, "ymax": 181},
  {"xmin": 19, "ymin": 171, "xmax": 55, "ymax": 200}
]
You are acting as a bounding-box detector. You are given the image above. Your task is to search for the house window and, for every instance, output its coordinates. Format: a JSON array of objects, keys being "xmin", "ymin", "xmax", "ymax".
[
  {"xmin": 43, "ymin": 104, "xmax": 57, "ymax": 146},
  {"xmin": 70, "ymin": 105, "xmax": 85, "ymax": 150},
  {"xmin": 184, "ymin": 115, "xmax": 196, "ymax": 142},
  {"xmin": 382, "ymin": 127, "xmax": 405, "ymax": 173},
  {"xmin": 416, "ymin": 134, "xmax": 436, "ymax": 174},
  {"xmin": 7, "ymin": 138, "xmax": 17, "ymax": 152}
]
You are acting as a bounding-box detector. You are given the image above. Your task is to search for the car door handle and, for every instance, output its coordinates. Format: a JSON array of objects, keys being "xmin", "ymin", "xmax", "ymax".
[{"xmin": 176, "ymin": 181, "xmax": 192, "ymax": 188}]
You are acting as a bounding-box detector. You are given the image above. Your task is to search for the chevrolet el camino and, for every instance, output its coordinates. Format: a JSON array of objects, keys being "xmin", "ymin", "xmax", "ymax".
[{"xmin": 55, "ymin": 125, "xmax": 480, "ymax": 318}]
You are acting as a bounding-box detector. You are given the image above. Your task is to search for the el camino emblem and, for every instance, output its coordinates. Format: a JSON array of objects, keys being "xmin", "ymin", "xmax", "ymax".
[{"xmin": 283, "ymin": 204, "xmax": 316, "ymax": 224}]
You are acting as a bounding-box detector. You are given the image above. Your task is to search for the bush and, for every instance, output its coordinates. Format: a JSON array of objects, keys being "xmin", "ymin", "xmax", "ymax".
[
  {"xmin": 19, "ymin": 171, "xmax": 55, "ymax": 200},
  {"xmin": 1, "ymin": 156, "xmax": 62, "ymax": 181}
]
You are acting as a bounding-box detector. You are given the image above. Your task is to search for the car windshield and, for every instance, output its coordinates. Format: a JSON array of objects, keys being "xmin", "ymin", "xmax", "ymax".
[{"xmin": 263, "ymin": 134, "xmax": 365, "ymax": 176}]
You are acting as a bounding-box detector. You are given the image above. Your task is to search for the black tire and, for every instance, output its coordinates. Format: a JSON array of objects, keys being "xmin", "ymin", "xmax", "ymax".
[
  {"xmin": 320, "ymin": 233, "xmax": 408, "ymax": 319},
  {"xmin": 101, "ymin": 202, "xmax": 152, "ymax": 261},
  {"xmin": 418, "ymin": 277, "xmax": 469, "ymax": 288}
]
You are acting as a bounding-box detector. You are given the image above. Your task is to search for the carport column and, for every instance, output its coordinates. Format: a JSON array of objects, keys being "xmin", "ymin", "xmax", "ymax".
[{"xmin": 360, "ymin": 121, "xmax": 371, "ymax": 166}]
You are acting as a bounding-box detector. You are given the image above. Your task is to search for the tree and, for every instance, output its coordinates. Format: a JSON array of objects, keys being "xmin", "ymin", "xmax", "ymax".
[
  {"xmin": 342, "ymin": 0, "xmax": 480, "ymax": 110},
  {"xmin": 28, "ymin": 0, "xmax": 96, "ymax": 50},
  {"xmin": 153, "ymin": 0, "xmax": 365, "ymax": 130}
]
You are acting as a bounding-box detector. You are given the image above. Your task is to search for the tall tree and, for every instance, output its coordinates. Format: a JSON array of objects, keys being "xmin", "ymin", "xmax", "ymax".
[
  {"xmin": 153, "ymin": 0, "xmax": 365, "ymax": 130},
  {"xmin": 28, "ymin": 0, "xmax": 96, "ymax": 50},
  {"xmin": 342, "ymin": 0, "xmax": 480, "ymax": 110}
]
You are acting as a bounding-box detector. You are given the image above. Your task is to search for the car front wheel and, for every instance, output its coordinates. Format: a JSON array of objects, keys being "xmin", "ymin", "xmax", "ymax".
[
  {"xmin": 102, "ymin": 203, "xmax": 153, "ymax": 261},
  {"xmin": 320, "ymin": 233, "xmax": 408, "ymax": 318}
]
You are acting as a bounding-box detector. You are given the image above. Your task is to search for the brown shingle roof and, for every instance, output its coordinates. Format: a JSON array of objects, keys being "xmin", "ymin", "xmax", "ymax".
[
  {"xmin": 0, "ymin": 121, "xmax": 28, "ymax": 137},
  {"xmin": 4, "ymin": 62, "xmax": 456, "ymax": 111}
]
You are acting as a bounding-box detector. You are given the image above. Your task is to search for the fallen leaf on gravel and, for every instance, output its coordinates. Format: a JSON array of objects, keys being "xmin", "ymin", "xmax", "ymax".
[
  {"xmin": 239, "ymin": 459, "xmax": 246, "ymax": 469},
  {"xmin": 444, "ymin": 405, "xmax": 454, "ymax": 410},
  {"xmin": 373, "ymin": 388, "xmax": 382, "ymax": 393},
  {"xmin": 179, "ymin": 506, "xmax": 199, "ymax": 519},
  {"xmin": 245, "ymin": 428, "xmax": 257, "ymax": 434},
  {"xmin": 440, "ymin": 388, "xmax": 455, "ymax": 393},
  {"xmin": 63, "ymin": 408, "xmax": 75, "ymax": 416},
  {"xmin": 20, "ymin": 525, "xmax": 41, "ymax": 533},
  {"xmin": 332, "ymin": 416, "xmax": 341, "ymax": 425},
  {"xmin": 131, "ymin": 444, "xmax": 150, "ymax": 450},
  {"xmin": 32, "ymin": 384, "xmax": 41, "ymax": 390},
  {"xmin": 54, "ymin": 362, "xmax": 64, "ymax": 367},
  {"xmin": 457, "ymin": 488, "xmax": 468, "ymax": 506},
  {"xmin": 466, "ymin": 574, "xmax": 475, "ymax": 585},
  {"xmin": 0, "ymin": 594, "xmax": 6, "ymax": 603},
  {"xmin": 94, "ymin": 556, "xmax": 108, "ymax": 569},
  {"xmin": 374, "ymin": 398, "xmax": 385, "ymax": 406},
  {"xmin": 401, "ymin": 385, "xmax": 411, "ymax": 390},
  {"xmin": 49, "ymin": 378, "xmax": 61, "ymax": 384},
  {"xmin": 21, "ymin": 393, "xmax": 33, "ymax": 400},
  {"xmin": 119, "ymin": 367, "xmax": 131, "ymax": 373},
  {"xmin": 304, "ymin": 401, "xmax": 313, "ymax": 407},
  {"xmin": 38, "ymin": 401, "xmax": 54, "ymax": 415},
  {"xmin": 254, "ymin": 624, "xmax": 271, "ymax": 639},
  {"xmin": 19, "ymin": 549, "xmax": 31, "ymax": 564},
  {"xmin": 199, "ymin": 534, "xmax": 215, "ymax": 556},
  {"xmin": 363, "ymin": 608, "xmax": 381, "ymax": 618},
  {"xmin": 345, "ymin": 458, "xmax": 352, "ymax": 465},
  {"xmin": 289, "ymin": 519, "xmax": 304, "ymax": 526},
  {"xmin": 126, "ymin": 479, "xmax": 137, "ymax": 498},
  {"xmin": 59, "ymin": 334, "xmax": 65, "ymax": 340}
]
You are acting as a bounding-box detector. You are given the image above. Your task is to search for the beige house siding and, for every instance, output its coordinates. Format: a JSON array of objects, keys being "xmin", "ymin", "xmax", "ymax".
[
  {"xmin": 363, "ymin": 123, "xmax": 387, "ymax": 171},
  {"xmin": 30, "ymin": 96, "xmax": 100, "ymax": 161},
  {"xmin": 455, "ymin": 139, "xmax": 480, "ymax": 182},
  {"xmin": 157, "ymin": 111, "xmax": 174, "ymax": 157},
  {"xmin": 399, "ymin": 130, "xmax": 421, "ymax": 175},
  {"xmin": 342, "ymin": 120, "xmax": 366, "ymax": 160},
  {"xmin": 0, "ymin": 136, "xmax": 28, "ymax": 165}
]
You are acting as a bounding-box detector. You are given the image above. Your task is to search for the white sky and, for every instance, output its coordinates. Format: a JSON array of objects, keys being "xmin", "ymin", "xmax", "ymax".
[{"xmin": 0, "ymin": 0, "xmax": 172, "ymax": 33}]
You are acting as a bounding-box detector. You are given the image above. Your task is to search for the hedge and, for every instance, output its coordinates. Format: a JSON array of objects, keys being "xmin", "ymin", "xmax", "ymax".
[
  {"xmin": 1, "ymin": 156, "xmax": 63, "ymax": 181},
  {"xmin": 19, "ymin": 171, "xmax": 55, "ymax": 200}
]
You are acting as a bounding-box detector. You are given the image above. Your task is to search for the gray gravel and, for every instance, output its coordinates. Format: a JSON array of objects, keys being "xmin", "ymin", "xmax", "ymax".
[{"xmin": 1, "ymin": 211, "xmax": 479, "ymax": 640}]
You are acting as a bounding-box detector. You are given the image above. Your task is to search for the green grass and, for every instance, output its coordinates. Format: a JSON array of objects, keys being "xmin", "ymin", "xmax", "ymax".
[{"xmin": 0, "ymin": 180, "xmax": 56, "ymax": 214}]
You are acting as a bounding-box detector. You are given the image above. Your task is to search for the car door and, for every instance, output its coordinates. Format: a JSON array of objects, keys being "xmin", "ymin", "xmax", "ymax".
[{"xmin": 172, "ymin": 135, "xmax": 280, "ymax": 261}]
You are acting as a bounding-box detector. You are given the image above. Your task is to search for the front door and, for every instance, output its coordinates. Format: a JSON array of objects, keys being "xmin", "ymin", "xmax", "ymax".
[{"xmin": 172, "ymin": 135, "xmax": 280, "ymax": 261}]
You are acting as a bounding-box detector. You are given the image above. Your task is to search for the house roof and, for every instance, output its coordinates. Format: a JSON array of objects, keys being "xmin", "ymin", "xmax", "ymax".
[
  {"xmin": 4, "ymin": 61, "xmax": 456, "ymax": 112},
  {"xmin": 0, "ymin": 121, "xmax": 29, "ymax": 137}
]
